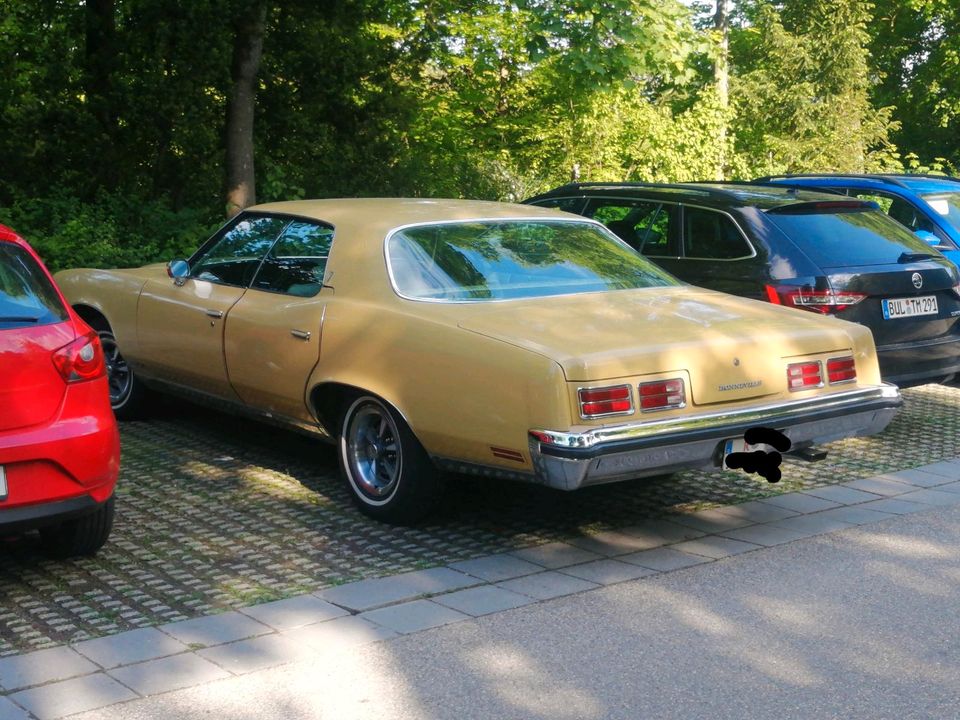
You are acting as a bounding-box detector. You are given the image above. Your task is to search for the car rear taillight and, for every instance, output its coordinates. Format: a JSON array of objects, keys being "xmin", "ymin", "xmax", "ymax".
[
  {"xmin": 827, "ymin": 356, "xmax": 857, "ymax": 384},
  {"xmin": 639, "ymin": 378, "xmax": 685, "ymax": 412},
  {"xmin": 52, "ymin": 330, "xmax": 106, "ymax": 383},
  {"xmin": 578, "ymin": 385, "xmax": 633, "ymax": 418},
  {"xmin": 787, "ymin": 361, "xmax": 822, "ymax": 391},
  {"xmin": 952, "ymin": 283, "xmax": 960, "ymax": 301},
  {"xmin": 765, "ymin": 285, "xmax": 867, "ymax": 314}
]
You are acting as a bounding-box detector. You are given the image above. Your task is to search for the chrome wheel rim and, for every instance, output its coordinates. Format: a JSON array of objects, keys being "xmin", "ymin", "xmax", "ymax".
[
  {"xmin": 345, "ymin": 402, "xmax": 401, "ymax": 501},
  {"xmin": 99, "ymin": 333, "xmax": 132, "ymax": 407}
]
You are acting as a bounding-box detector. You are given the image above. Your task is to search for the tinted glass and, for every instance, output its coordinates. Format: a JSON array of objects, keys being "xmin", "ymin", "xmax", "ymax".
[
  {"xmin": 768, "ymin": 209, "xmax": 940, "ymax": 267},
  {"xmin": 683, "ymin": 207, "xmax": 752, "ymax": 259},
  {"xmin": 581, "ymin": 199, "xmax": 675, "ymax": 256},
  {"xmin": 0, "ymin": 243, "xmax": 68, "ymax": 329},
  {"xmin": 191, "ymin": 216, "xmax": 288, "ymax": 287},
  {"xmin": 251, "ymin": 222, "xmax": 333, "ymax": 297},
  {"xmin": 922, "ymin": 192, "xmax": 960, "ymax": 234},
  {"xmin": 388, "ymin": 220, "xmax": 678, "ymax": 301}
]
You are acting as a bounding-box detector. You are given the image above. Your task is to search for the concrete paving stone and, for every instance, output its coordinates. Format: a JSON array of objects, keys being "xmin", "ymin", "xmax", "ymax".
[
  {"xmin": 711, "ymin": 500, "xmax": 800, "ymax": 524},
  {"xmin": 896, "ymin": 489, "xmax": 960, "ymax": 507},
  {"xmin": 857, "ymin": 498, "xmax": 934, "ymax": 515},
  {"xmin": 9, "ymin": 673, "xmax": 136, "ymax": 720},
  {"xmin": 160, "ymin": 611, "xmax": 271, "ymax": 648},
  {"xmin": 360, "ymin": 600, "xmax": 470, "ymax": 635},
  {"xmin": 842, "ymin": 476, "xmax": 915, "ymax": 497},
  {"xmin": 718, "ymin": 524, "xmax": 812, "ymax": 547},
  {"xmin": 801, "ymin": 485, "xmax": 883, "ymax": 505},
  {"xmin": 758, "ymin": 493, "xmax": 841, "ymax": 514},
  {"xmin": 0, "ymin": 696, "xmax": 30, "ymax": 720},
  {"xmin": 882, "ymin": 469, "xmax": 951, "ymax": 488},
  {"xmin": 933, "ymin": 481, "xmax": 960, "ymax": 495},
  {"xmin": 238, "ymin": 595, "xmax": 348, "ymax": 631},
  {"xmin": 496, "ymin": 571, "xmax": 599, "ymax": 600},
  {"xmin": 770, "ymin": 514, "xmax": 856, "ymax": 537},
  {"xmin": 557, "ymin": 559, "xmax": 658, "ymax": 585},
  {"xmin": 566, "ymin": 530, "xmax": 671, "ymax": 557},
  {"xmin": 0, "ymin": 645, "xmax": 98, "ymax": 692},
  {"xmin": 447, "ymin": 554, "xmax": 548, "ymax": 583},
  {"xmin": 619, "ymin": 547, "xmax": 713, "ymax": 571},
  {"xmin": 285, "ymin": 615, "xmax": 398, "ymax": 653},
  {"xmin": 618, "ymin": 519, "xmax": 707, "ymax": 546},
  {"xmin": 671, "ymin": 536, "xmax": 763, "ymax": 559},
  {"xmin": 509, "ymin": 542, "xmax": 603, "ymax": 569},
  {"xmin": 913, "ymin": 461, "xmax": 960, "ymax": 480},
  {"xmin": 431, "ymin": 586, "xmax": 536, "ymax": 617},
  {"xmin": 198, "ymin": 633, "xmax": 314, "ymax": 675},
  {"xmin": 72, "ymin": 627, "xmax": 188, "ymax": 669},
  {"xmin": 809, "ymin": 506, "xmax": 896, "ymax": 526},
  {"xmin": 108, "ymin": 652, "xmax": 231, "ymax": 696},
  {"xmin": 317, "ymin": 567, "xmax": 481, "ymax": 612},
  {"xmin": 668, "ymin": 508, "xmax": 756, "ymax": 533}
]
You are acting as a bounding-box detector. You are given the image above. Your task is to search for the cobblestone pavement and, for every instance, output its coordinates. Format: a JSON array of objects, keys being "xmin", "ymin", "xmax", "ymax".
[{"xmin": 1, "ymin": 384, "xmax": 958, "ymax": 657}]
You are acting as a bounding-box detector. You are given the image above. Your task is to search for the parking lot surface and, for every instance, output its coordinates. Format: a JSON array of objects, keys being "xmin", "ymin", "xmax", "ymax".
[{"xmin": 2, "ymin": 383, "xmax": 958, "ymax": 657}]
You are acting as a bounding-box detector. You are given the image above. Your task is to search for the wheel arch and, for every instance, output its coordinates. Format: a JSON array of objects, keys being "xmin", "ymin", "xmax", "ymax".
[
  {"xmin": 310, "ymin": 382, "xmax": 415, "ymax": 441},
  {"xmin": 72, "ymin": 303, "xmax": 112, "ymax": 332}
]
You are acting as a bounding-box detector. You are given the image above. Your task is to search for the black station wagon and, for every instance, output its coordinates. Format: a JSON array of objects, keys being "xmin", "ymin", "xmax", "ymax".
[{"xmin": 524, "ymin": 182, "xmax": 960, "ymax": 388}]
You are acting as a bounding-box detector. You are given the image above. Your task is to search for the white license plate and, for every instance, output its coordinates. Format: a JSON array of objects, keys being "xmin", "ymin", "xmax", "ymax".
[
  {"xmin": 722, "ymin": 438, "xmax": 774, "ymax": 469},
  {"xmin": 882, "ymin": 295, "xmax": 938, "ymax": 319},
  {"xmin": 0, "ymin": 466, "xmax": 6, "ymax": 501}
]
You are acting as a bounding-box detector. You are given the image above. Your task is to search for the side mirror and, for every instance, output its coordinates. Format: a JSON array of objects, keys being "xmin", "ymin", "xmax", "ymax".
[
  {"xmin": 915, "ymin": 230, "xmax": 941, "ymax": 247},
  {"xmin": 167, "ymin": 259, "xmax": 190, "ymax": 285}
]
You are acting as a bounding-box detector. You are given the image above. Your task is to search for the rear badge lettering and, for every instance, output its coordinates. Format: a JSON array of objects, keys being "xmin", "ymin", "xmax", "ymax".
[{"xmin": 718, "ymin": 380, "xmax": 762, "ymax": 392}]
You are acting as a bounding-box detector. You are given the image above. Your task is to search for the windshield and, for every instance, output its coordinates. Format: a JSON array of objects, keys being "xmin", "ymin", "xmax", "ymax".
[
  {"xmin": 767, "ymin": 208, "xmax": 943, "ymax": 267},
  {"xmin": 921, "ymin": 192, "xmax": 960, "ymax": 233},
  {"xmin": 0, "ymin": 242, "xmax": 68, "ymax": 329},
  {"xmin": 387, "ymin": 220, "xmax": 679, "ymax": 301}
]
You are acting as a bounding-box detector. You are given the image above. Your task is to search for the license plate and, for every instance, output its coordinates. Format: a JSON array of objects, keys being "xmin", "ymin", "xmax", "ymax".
[
  {"xmin": 882, "ymin": 295, "xmax": 938, "ymax": 319},
  {"xmin": 722, "ymin": 438, "xmax": 774, "ymax": 469},
  {"xmin": 0, "ymin": 466, "xmax": 6, "ymax": 501}
]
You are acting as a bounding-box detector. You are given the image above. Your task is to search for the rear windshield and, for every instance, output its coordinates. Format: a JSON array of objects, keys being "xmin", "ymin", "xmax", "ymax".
[
  {"xmin": 387, "ymin": 220, "xmax": 678, "ymax": 301},
  {"xmin": 921, "ymin": 192, "xmax": 960, "ymax": 234},
  {"xmin": 767, "ymin": 209, "xmax": 939, "ymax": 267},
  {"xmin": 0, "ymin": 242, "xmax": 68, "ymax": 329}
]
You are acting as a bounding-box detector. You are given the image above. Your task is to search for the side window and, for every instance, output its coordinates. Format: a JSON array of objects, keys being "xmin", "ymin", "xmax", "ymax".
[
  {"xmin": 191, "ymin": 215, "xmax": 288, "ymax": 287},
  {"xmin": 683, "ymin": 207, "xmax": 752, "ymax": 260},
  {"xmin": 251, "ymin": 221, "xmax": 333, "ymax": 297},
  {"xmin": 849, "ymin": 191, "xmax": 937, "ymax": 234},
  {"xmin": 583, "ymin": 199, "xmax": 678, "ymax": 256}
]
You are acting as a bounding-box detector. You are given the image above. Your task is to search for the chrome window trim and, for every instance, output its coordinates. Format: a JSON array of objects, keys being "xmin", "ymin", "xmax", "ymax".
[
  {"xmin": 679, "ymin": 203, "xmax": 758, "ymax": 261},
  {"xmin": 577, "ymin": 383, "xmax": 635, "ymax": 420},
  {"xmin": 382, "ymin": 216, "xmax": 677, "ymax": 304}
]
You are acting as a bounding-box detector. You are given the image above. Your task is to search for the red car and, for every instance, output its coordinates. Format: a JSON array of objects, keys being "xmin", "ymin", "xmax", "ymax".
[{"xmin": 0, "ymin": 225, "xmax": 119, "ymax": 557}]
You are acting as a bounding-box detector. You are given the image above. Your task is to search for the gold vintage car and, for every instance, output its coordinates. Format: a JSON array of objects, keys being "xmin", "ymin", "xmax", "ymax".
[{"xmin": 56, "ymin": 199, "xmax": 902, "ymax": 522}]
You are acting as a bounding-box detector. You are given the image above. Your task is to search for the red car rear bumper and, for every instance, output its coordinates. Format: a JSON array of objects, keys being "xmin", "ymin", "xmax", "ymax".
[{"xmin": 0, "ymin": 376, "xmax": 120, "ymax": 533}]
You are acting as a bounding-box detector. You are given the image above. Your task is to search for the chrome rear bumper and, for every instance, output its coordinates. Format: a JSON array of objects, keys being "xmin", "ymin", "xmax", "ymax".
[{"xmin": 527, "ymin": 384, "xmax": 902, "ymax": 491}]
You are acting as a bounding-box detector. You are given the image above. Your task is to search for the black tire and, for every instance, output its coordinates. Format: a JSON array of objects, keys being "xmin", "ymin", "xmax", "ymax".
[
  {"xmin": 97, "ymin": 329, "xmax": 150, "ymax": 419},
  {"xmin": 338, "ymin": 395, "xmax": 442, "ymax": 524},
  {"xmin": 40, "ymin": 496, "xmax": 115, "ymax": 558}
]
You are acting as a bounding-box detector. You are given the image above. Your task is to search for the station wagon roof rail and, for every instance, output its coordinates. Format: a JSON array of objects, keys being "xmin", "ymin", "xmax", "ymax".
[{"xmin": 753, "ymin": 173, "xmax": 960, "ymax": 189}]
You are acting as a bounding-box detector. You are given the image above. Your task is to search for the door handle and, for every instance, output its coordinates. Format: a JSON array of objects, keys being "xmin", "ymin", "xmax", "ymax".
[
  {"xmin": 205, "ymin": 309, "xmax": 223, "ymax": 319},
  {"xmin": 290, "ymin": 329, "xmax": 311, "ymax": 341}
]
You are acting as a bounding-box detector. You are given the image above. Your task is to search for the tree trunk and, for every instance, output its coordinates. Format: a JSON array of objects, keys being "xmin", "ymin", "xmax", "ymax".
[
  {"xmin": 224, "ymin": 2, "xmax": 268, "ymax": 218},
  {"xmin": 714, "ymin": 0, "xmax": 730, "ymax": 181}
]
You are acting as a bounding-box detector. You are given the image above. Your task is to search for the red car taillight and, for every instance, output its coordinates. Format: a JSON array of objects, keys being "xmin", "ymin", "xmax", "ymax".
[
  {"xmin": 578, "ymin": 385, "xmax": 633, "ymax": 418},
  {"xmin": 639, "ymin": 378, "xmax": 685, "ymax": 412},
  {"xmin": 765, "ymin": 285, "xmax": 867, "ymax": 314},
  {"xmin": 52, "ymin": 330, "xmax": 106, "ymax": 383},
  {"xmin": 826, "ymin": 356, "xmax": 857, "ymax": 384},
  {"xmin": 787, "ymin": 361, "xmax": 822, "ymax": 391}
]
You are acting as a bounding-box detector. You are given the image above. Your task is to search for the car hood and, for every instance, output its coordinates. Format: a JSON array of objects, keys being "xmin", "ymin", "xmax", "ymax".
[{"xmin": 456, "ymin": 287, "xmax": 858, "ymax": 405}]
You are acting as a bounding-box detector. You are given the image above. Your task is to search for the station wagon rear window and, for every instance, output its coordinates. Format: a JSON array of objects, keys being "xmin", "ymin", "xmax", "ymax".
[
  {"xmin": 387, "ymin": 220, "xmax": 678, "ymax": 301},
  {"xmin": 766, "ymin": 208, "xmax": 939, "ymax": 267},
  {"xmin": 0, "ymin": 243, "xmax": 68, "ymax": 329}
]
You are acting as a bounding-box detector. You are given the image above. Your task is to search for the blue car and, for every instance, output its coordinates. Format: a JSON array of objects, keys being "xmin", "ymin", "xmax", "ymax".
[{"xmin": 756, "ymin": 174, "xmax": 960, "ymax": 267}]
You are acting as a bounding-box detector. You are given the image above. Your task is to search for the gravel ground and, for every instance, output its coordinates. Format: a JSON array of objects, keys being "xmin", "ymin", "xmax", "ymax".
[{"xmin": 1, "ymin": 383, "xmax": 957, "ymax": 656}]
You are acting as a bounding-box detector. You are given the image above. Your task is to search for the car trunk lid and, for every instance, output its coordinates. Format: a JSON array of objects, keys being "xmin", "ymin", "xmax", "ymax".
[{"xmin": 0, "ymin": 322, "xmax": 74, "ymax": 431}]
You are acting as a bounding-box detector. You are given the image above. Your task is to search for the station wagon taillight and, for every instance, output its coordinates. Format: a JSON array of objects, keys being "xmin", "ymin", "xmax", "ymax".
[
  {"xmin": 52, "ymin": 330, "xmax": 106, "ymax": 383},
  {"xmin": 787, "ymin": 361, "xmax": 822, "ymax": 391},
  {"xmin": 827, "ymin": 356, "xmax": 857, "ymax": 384},
  {"xmin": 578, "ymin": 385, "xmax": 633, "ymax": 418},
  {"xmin": 639, "ymin": 378, "xmax": 685, "ymax": 412},
  {"xmin": 765, "ymin": 285, "xmax": 867, "ymax": 314}
]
